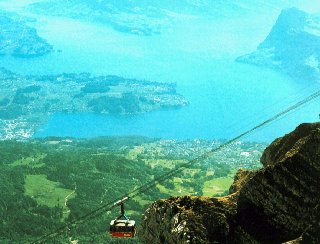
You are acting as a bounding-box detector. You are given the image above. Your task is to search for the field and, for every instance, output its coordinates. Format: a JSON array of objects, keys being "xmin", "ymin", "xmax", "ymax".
[
  {"xmin": 202, "ymin": 176, "xmax": 234, "ymax": 196},
  {"xmin": 11, "ymin": 155, "xmax": 45, "ymax": 168},
  {"xmin": 0, "ymin": 137, "xmax": 266, "ymax": 242},
  {"xmin": 24, "ymin": 174, "xmax": 75, "ymax": 217}
]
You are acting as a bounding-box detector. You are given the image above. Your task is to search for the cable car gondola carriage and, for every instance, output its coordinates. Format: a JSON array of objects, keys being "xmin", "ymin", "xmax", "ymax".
[{"xmin": 109, "ymin": 202, "xmax": 136, "ymax": 238}]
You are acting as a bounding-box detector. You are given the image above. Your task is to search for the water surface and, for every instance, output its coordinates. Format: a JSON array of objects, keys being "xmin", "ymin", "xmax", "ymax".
[{"xmin": 0, "ymin": 2, "xmax": 319, "ymax": 142}]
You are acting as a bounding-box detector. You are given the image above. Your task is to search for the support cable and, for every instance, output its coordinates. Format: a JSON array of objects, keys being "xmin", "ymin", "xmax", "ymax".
[{"xmin": 32, "ymin": 89, "xmax": 320, "ymax": 243}]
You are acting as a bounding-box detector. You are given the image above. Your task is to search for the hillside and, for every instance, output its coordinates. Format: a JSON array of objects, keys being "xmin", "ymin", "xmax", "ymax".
[
  {"xmin": 0, "ymin": 136, "xmax": 265, "ymax": 243},
  {"xmin": 237, "ymin": 8, "xmax": 320, "ymax": 82},
  {"xmin": 139, "ymin": 122, "xmax": 320, "ymax": 243}
]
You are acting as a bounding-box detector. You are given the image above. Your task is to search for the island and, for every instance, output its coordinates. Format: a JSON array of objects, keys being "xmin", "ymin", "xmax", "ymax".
[
  {"xmin": 0, "ymin": 10, "xmax": 53, "ymax": 57},
  {"xmin": 236, "ymin": 8, "xmax": 320, "ymax": 83},
  {"xmin": 0, "ymin": 68, "xmax": 188, "ymax": 140}
]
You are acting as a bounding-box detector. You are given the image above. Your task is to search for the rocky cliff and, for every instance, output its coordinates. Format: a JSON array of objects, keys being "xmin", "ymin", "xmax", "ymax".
[
  {"xmin": 236, "ymin": 8, "xmax": 320, "ymax": 82},
  {"xmin": 139, "ymin": 123, "xmax": 320, "ymax": 243}
]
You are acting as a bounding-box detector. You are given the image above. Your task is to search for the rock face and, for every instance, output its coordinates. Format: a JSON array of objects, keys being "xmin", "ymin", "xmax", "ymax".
[
  {"xmin": 139, "ymin": 123, "xmax": 320, "ymax": 243},
  {"xmin": 260, "ymin": 123, "xmax": 320, "ymax": 167},
  {"xmin": 140, "ymin": 195, "xmax": 238, "ymax": 243},
  {"xmin": 228, "ymin": 169, "xmax": 256, "ymax": 194},
  {"xmin": 236, "ymin": 123, "xmax": 320, "ymax": 243},
  {"xmin": 236, "ymin": 8, "xmax": 320, "ymax": 82},
  {"xmin": 299, "ymin": 204, "xmax": 320, "ymax": 244}
]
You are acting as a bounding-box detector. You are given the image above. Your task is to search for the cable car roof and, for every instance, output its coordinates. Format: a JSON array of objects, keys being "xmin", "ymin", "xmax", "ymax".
[{"xmin": 110, "ymin": 219, "xmax": 135, "ymax": 227}]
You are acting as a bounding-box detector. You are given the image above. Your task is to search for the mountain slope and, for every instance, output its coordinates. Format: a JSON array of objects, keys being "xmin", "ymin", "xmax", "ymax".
[
  {"xmin": 139, "ymin": 122, "xmax": 320, "ymax": 243},
  {"xmin": 0, "ymin": 136, "xmax": 265, "ymax": 243}
]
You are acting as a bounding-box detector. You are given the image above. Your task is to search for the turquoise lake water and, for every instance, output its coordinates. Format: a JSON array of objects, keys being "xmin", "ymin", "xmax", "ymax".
[{"xmin": 0, "ymin": 3, "xmax": 319, "ymax": 142}]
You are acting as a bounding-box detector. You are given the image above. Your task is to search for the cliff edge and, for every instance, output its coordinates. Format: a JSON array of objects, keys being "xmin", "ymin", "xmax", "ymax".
[{"xmin": 139, "ymin": 123, "xmax": 320, "ymax": 243}]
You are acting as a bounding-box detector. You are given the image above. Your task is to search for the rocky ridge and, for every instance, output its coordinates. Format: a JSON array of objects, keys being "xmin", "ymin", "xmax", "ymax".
[{"xmin": 139, "ymin": 123, "xmax": 320, "ymax": 243}]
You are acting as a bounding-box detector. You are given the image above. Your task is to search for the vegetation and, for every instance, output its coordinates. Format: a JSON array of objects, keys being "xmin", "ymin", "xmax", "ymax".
[
  {"xmin": 24, "ymin": 174, "xmax": 75, "ymax": 216},
  {"xmin": 0, "ymin": 137, "xmax": 265, "ymax": 243},
  {"xmin": 202, "ymin": 174, "xmax": 235, "ymax": 196}
]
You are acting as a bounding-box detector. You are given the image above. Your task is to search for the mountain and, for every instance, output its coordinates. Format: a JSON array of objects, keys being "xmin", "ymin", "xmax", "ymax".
[
  {"xmin": 27, "ymin": 0, "xmax": 171, "ymax": 36},
  {"xmin": 236, "ymin": 8, "xmax": 320, "ymax": 82},
  {"xmin": 139, "ymin": 122, "xmax": 320, "ymax": 243},
  {"xmin": 27, "ymin": 0, "xmax": 292, "ymax": 36},
  {"xmin": 0, "ymin": 10, "xmax": 52, "ymax": 57}
]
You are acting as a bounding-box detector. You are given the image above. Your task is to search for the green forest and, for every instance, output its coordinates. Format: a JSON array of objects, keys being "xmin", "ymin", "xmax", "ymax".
[{"xmin": 0, "ymin": 137, "xmax": 266, "ymax": 243}]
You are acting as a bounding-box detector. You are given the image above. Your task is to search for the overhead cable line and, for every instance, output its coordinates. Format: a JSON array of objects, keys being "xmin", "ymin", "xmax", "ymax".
[
  {"xmin": 222, "ymin": 80, "xmax": 320, "ymax": 138},
  {"xmin": 32, "ymin": 89, "xmax": 320, "ymax": 243}
]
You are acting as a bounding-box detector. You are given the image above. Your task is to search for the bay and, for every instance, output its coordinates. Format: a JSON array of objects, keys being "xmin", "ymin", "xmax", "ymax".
[{"xmin": 0, "ymin": 5, "xmax": 318, "ymax": 142}]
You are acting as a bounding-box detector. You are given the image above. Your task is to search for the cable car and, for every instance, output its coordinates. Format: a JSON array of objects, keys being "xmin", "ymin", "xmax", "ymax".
[{"xmin": 109, "ymin": 203, "xmax": 136, "ymax": 238}]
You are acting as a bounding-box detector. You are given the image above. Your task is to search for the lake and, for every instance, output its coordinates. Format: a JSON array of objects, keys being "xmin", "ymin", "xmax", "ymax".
[{"xmin": 0, "ymin": 3, "xmax": 319, "ymax": 142}]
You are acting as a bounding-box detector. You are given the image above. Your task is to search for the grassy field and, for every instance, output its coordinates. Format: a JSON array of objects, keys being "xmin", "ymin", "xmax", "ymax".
[
  {"xmin": 127, "ymin": 146, "xmax": 145, "ymax": 160},
  {"xmin": 156, "ymin": 175, "xmax": 234, "ymax": 197},
  {"xmin": 24, "ymin": 174, "xmax": 75, "ymax": 215},
  {"xmin": 202, "ymin": 169, "xmax": 238, "ymax": 197},
  {"xmin": 157, "ymin": 176, "xmax": 197, "ymax": 196},
  {"xmin": 11, "ymin": 154, "xmax": 45, "ymax": 168},
  {"xmin": 144, "ymin": 158, "xmax": 186, "ymax": 169},
  {"xmin": 134, "ymin": 195, "xmax": 153, "ymax": 207},
  {"xmin": 202, "ymin": 176, "xmax": 234, "ymax": 196}
]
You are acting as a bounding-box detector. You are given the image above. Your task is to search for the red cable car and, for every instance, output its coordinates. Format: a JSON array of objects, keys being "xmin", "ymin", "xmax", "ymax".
[{"xmin": 109, "ymin": 203, "xmax": 136, "ymax": 238}]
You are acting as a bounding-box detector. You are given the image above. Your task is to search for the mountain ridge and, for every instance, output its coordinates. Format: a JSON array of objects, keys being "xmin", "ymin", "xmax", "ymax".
[{"xmin": 139, "ymin": 122, "xmax": 320, "ymax": 243}]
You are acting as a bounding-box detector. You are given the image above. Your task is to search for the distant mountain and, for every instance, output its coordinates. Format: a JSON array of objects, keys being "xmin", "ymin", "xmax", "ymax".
[
  {"xmin": 237, "ymin": 8, "xmax": 320, "ymax": 82},
  {"xmin": 27, "ymin": 0, "xmax": 286, "ymax": 36},
  {"xmin": 27, "ymin": 0, "xmax": 170, "ymax": 36},
  {"xmin": 0, "ymin": 10, "xmax": 52, "ymax": 57}
]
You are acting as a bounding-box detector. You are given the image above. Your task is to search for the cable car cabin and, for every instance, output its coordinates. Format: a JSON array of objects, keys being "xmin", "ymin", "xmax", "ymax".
[
  {"xmin": 109, "ymin": 219, "xmax": 136, "ymax": 238},
  {"xmin": 109, "ymin": 202, "xmax": 136, "ymax": 238}
]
